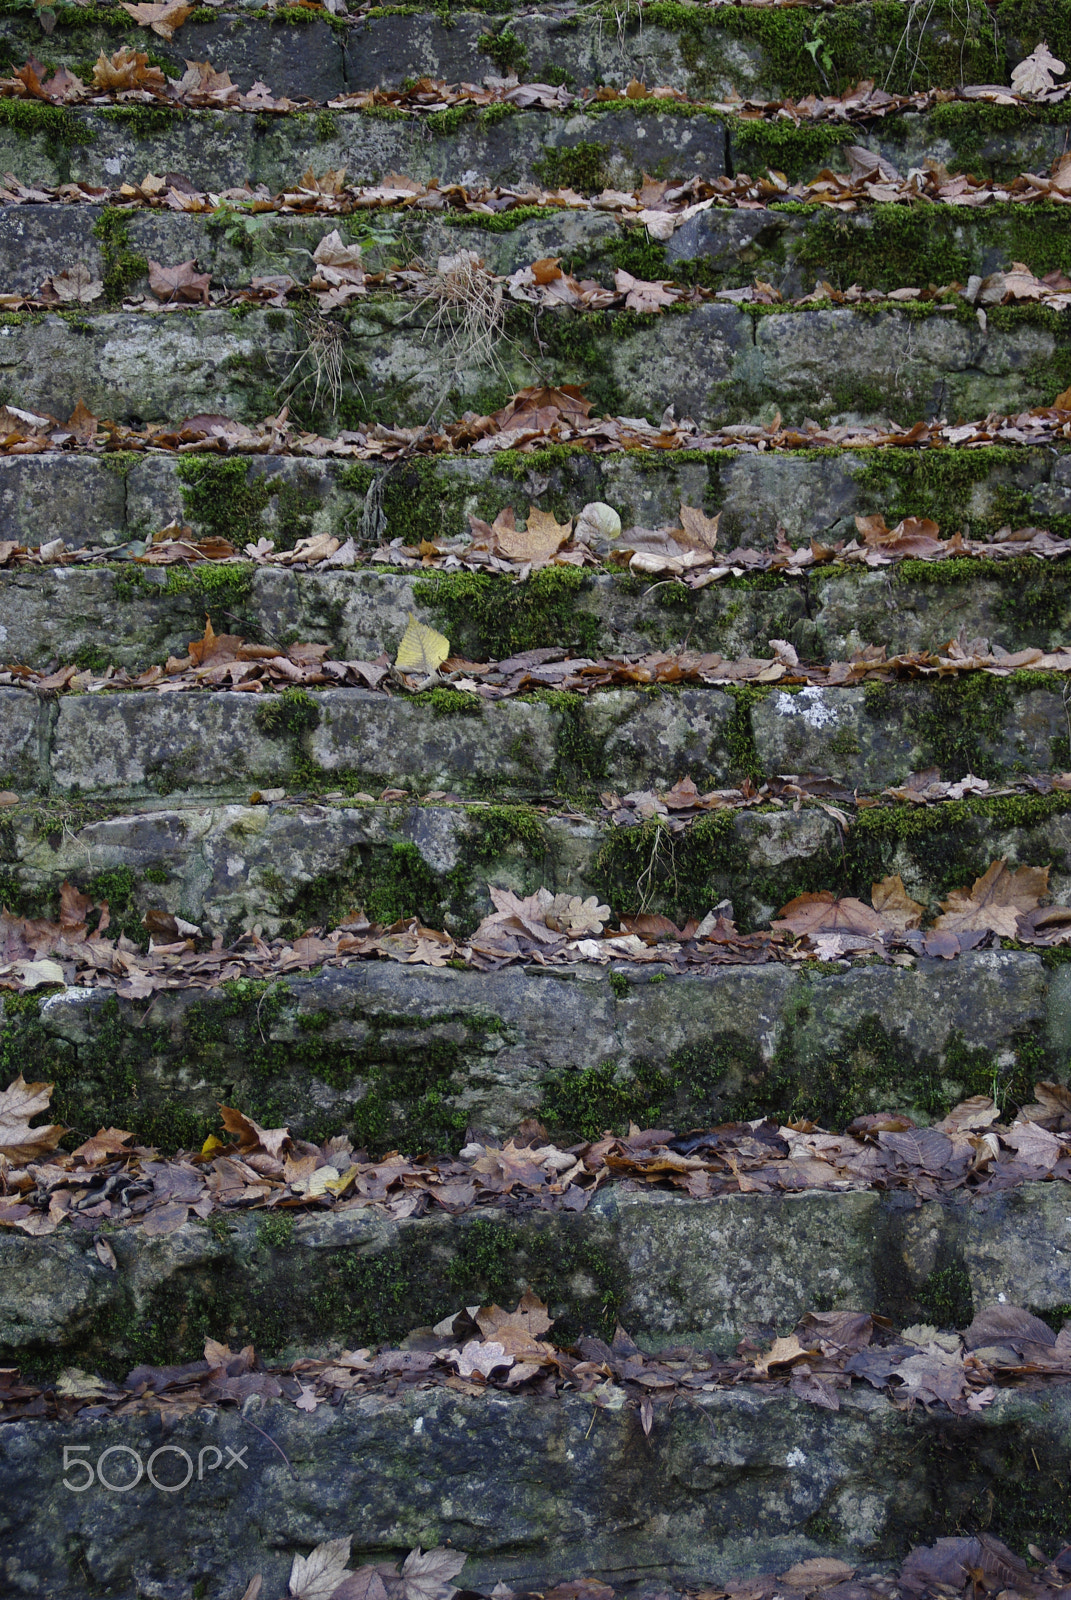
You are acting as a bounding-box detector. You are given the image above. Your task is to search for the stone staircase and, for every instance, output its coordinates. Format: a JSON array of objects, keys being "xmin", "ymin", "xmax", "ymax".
[{"xmin": 1, "ymin": 0, "xmax": 1071, "ymax": 1595}]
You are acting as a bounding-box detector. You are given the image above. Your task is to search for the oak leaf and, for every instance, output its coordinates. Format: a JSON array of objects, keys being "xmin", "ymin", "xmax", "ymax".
[{"xmin": 1011, "ymin": 41, "xmax": 1066, "ymax": 96}]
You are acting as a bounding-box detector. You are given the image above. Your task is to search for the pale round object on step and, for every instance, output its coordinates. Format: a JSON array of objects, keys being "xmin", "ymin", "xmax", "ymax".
[{"xmin": 575, "ymin": 501, "xmax": 622, "ymax": 543}]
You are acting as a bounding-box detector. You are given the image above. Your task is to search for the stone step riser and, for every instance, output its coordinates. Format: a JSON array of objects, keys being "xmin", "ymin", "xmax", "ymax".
[
  {"xmin": 1, "ymin": 679, "xmax": 1067, "ymax": 801},
  {"xmin": 6, "ymin": 950, "xmax": 1062, "ymax": 1150},
  {"xmin": 6, "ymin": 203, "xmax": 1071, "ymax": 301},
  {"xmin": 0, "ymin": 446, "xmax": 1065, "ymax": 552},
  {"xmin": 3, "ymin": 1387, "xmax": 1067, "ymax": 1596},
  {"xmin": 0, "ymin": 4, "xmax": 1055, "ymax": 102},
  {"xmin": 0, "ymin": 302, "xmax": 1062, "ymax": 429},
  {"xmin": 1, "ymin": 1183, "xmax": 1066, "ymax": 1375},
  {"xmin": 5, "ymin": 786, "xmax": 1071, "ymax": 940},
  {"xmin": 0, "ymin": 103, "xmax": 1062, "ymax": 192},
  {"xmin": 6, "ymin": 560, "xmax": 1071, "ymax": 673}
]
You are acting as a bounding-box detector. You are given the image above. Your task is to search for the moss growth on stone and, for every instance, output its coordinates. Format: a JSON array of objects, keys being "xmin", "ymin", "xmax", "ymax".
[
  {"xmin": 414, "ymin": 566, "xmax": 600, "ymax": 658},
  {"xmin": 91, "ymin": 206, "xmax": 148, "ymax": 302},
  {"xmin": 532, "ymin": 141, "xmax": 609, "ymax": 193}
]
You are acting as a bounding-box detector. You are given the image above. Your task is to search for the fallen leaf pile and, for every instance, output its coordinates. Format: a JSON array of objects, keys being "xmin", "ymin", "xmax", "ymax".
[
  {"xmin": 6, "ymin": 1072, "xmax": 1071, "ymax": 1239},
  {"xmin": 0, "ymin": 382, "xmax": 1069, "ymax": 469},
  {"xmin": 4, "ymin": 852, "xmax": 1071, "ymax": 997},
  {"xmin": 282, "ymin": 1538, "xmax": 1071, "ymax": 1600},
  {"xmin": 1, "ymin": 52, "xmax": 300, "ymax": 113},
  {"xmin": 2, "ymin": 142, "xmax": 1071, "ymax": 237},
  {"xmin": 2, "ymin": 51, "xmax": 1066, "ymax": 120},
  {"xmin": 18, "ymin": 244, "xmax": 1070, "ymax": 321},
  {"xmin": 4, "ymin": 1290, "xmax": 1071, "ymax": 1427},
  {"xmin": 601, "ymin": 767, "xmax": 1071, "ymax": 833},
  {"xmin": 7, "ymin": 602, "xmax": 1071, "ymax": 702}
]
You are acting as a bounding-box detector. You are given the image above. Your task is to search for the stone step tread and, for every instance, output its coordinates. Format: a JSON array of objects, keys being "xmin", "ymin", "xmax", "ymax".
[
  {"xmin": 4, "ymin": 947, "xmax": 1065, "ymax": 1150},
  {"xmin": 3, "ymin": 1145, "xmax": 1069, "ymax": 1369},
  {"xmin": 0, "ymin": 300, "xmax": 1063, "ymax": 430},
  {"xmin": 5, "ymin": 551, "xmax": 1071, "ymax": 672},
  {"xmin": 0, "ymin": 442, "xmax": 1065, "ymax": 553},
  {"xmin": 1, "ymin": 674, "xmax": 1069, "ymax": 799},
  {"xmin": 0, "ymin": 1385, "xmax": 1066, "ymax": 1595},
  {"xmin": 4, "ymin": 780, "xmax": 1070, "ymax": 938},
  {"xmin": 0, "ymin": 0, "xmax": 1059, "ymax": 102},
  {"xmin": 0, "ymin": 100, "xmax": 1063, "ymax": 192},
  {"xmin": 3, "ymin": 200, "xmax": 1071, "ymax": 302}
]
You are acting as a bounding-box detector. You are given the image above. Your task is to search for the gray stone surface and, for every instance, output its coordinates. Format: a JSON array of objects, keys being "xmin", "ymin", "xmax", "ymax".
[
  {"xmin": 0, "ymin": 446, "xmax": 1061, "ymax": 551},
  {"xmin": 0, "ymin": 105, "xmax": 725, "ymax": 193},
  {"xmin": 13, "ymin": 949, "xmax": 1059, "ymax": 1144},
  {"xmin": 307, "ymin": 688, "xmax": 561, "ymax": 793},
  {"xmin": 50, "ymin": 690, "xmax": 293, "ymax": 798},
  {"xmin": 3, "ymin": 1181, "xmax": 1071, "ymax": 1373},
  {"xmin": 0, "ymin": 684, "xmax": 45, "ymax": 789},
  {"xmin": 0, "ymin": 301, "xmax": 1061, "ymax": 430},
  {"xmin": 0, "ymin": 676, "xmax": 1063, "ymax": 800},
  {"xmin": 0, "ymin": 1385, "xmax": 1067, "ymax": 1598},
  {"xmin": 751, "ymin": 682, "xmax": 1069, "ymax": 789}
]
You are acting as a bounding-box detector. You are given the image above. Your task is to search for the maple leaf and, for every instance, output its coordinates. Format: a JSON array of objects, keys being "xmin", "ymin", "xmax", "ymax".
[
  {"xmin": 677, "ymin": 503, "xmax": 720, "ymax": 551},
  {"xmin": 0, "ymin": 1075, "xmax": 64, "ymax": 1160},
  {"xmin": 38, "ymin": 264, "xmax": 102, "ymax": 304},
  {"xmin": 870, "ymin": 874, "xmax": 925, "ymax": 931},
  {"xmin": 475, "ymin": 1289, "xmax": 554, "ymax": 1350},
  {"xmin": 92, "ymin": 47, "xmax": 165, "ymax": 92},
  {"xmin": 148, "ymin": 258, "xmax": 211, "ymax": 305},
  {"xmin": 397, "ymin": 1547, "xmax": 468, "ymax": 1600},
  {"xmin": 219, "ymin": 1104, "xmax": 291, "ymax": 1158},
  {"xmin": 71, "ymin": 1126, "xmax": 134, "ymax": 1164},
  {"xmin": 454, "ymin": 1337, "xmax": 511, "ymax": 1378},
  {"xmin": 1011, "ymin": 41, "xmax": 1066, "ymax": 96},
  {"xmin": 484, "ymin": 504, "xmax": 572, "ymax": 564},
  {"xmin": 932, "ymin": 859, "xmax": 1049, "ymax": 936},
  {"xmin": 330, "ymin": 1573, "xmax": 390, "ymax": 1600},
  {"xmin": 772, "ymin": 891, "xmax": 889, "ymax": 939},
  {"xmin": 613, "ymin": 268, "xmax": 678, "ymax": 312},
  {"xmin": 289, "ymin": 1536, "xmax": 352, "ymax": 1600},
  {"xmin": 752, "ymin": 1333, "xmax": 811, "ymax": 1376},
  {"xmin": 120, "ymin": 0, "xmax": 192, "ymax": 38}
]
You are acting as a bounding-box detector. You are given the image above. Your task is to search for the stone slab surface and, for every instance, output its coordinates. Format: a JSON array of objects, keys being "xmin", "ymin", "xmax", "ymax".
[
  {"xmin": 11, "ymin": 949, "xmax": 1060, "ymax": 1147},
  {"xmin": 0, "ymin": 301, "xmax": 1059, "ymax": 430},
  {"xmin": 0, "ymin": 1386, "xmax": 1067, "ymax": 1599},
  {"xmin": 5, "ymin": 1183, "xmax": 1071, "ymax": 1374},
  {"xmin": 6, "ymin": 777, "xmax": 1071, "ymax": 939},
  {"xmin": 1, "ymin": 202, "xmax": 1066, "ymax": 303},
  {"xmin": 6, "ymin": 559, "xmax": 1071, "ymax": 672},
  {"xmin": 0, "ymin": 105, "xmax": 726, "ymax": 192},
  {"xmin": 1, "ymin": 679, "xmax": 1065, "ymax": 800},
  {"xmin": 0, "ymin": 445, "xmax": 1060, "ymax": 551}
]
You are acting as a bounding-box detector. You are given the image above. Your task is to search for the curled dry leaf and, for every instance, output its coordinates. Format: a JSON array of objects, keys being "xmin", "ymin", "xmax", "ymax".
[{"xmin": 0, "ymin": 1074, "xmax": 64, "ymax": 1161}]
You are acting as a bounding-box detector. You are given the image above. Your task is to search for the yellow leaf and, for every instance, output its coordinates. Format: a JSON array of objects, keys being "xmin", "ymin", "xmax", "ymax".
[
  {"xmin": 201, "ymin": 1133, "xmax": 226, "ymax": 1156},
  {"xmin": 396, "ymin": 612, "xmax": 450, "ymax": 675}
]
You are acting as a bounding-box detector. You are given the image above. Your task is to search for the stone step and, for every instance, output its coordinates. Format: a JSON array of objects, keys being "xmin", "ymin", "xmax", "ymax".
[
  {"xmin": 5, "ymin": 772, "xmax": 1071, "ymax": 939},
  {"xmin": 3, "ymin": 1384, "xmax": 1068, "ymax": 1596},
  {"xmin": 5, "ymin": 199, "xmax": 1071, "ymax": 302},
  {"xmin": 0, "ymin": 299, "xmax": 1063, "ymax": 429},
  {"xmin": 0, "ymin": 99, "xmax": 1063, "ymax": 192},
  {"xmin": 0, "ymin": 1, "xmax": 1057, "ymax": 103},
  {"xmin": 3, "ymin": 672, "xmax": 1071, "ymax": 802},
  {"xmin": 7, "ymin": 547, "xmax": 1071, "ymax": 671},
  {"xmin": 2, "ymin": 1178, "xmax": 1069, "ymax": 1376},
  {"xmin": 0, "ymin": 440, "xmax": 1066, "ymax": 552},
  {"xmin": 4, "ymin": 947, "xmax": 1065, "ymax": 1149}
]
